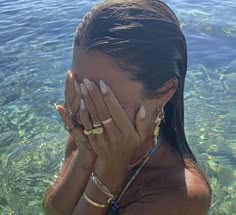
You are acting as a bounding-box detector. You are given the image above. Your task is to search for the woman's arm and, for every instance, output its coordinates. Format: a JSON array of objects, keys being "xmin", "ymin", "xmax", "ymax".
[
  {"xmin": 43, "ymin": 71, "xmax": 98, "ymax": 214},
  {"xmin": 43, "ymin": 136, "xmax": 97, "ymax": 215},
  {"xmin": 72, "ymin": 158, "xmax": 129, "ymax": 215}
]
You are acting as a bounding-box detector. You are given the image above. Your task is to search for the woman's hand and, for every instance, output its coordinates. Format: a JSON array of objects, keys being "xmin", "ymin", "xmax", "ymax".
[
  {"xmin": 55, "ymin": 71, "xmax": 97, "ymax": 157},
  {"xmin": 79, "ymin": 79, "xmax": 147, "ymax": 170}
]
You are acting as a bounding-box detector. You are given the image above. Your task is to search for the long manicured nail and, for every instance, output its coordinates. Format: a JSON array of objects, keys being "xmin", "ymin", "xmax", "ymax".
[
  {"xmin": 80, "ymin": 99, "xmax": 85, "ymax": 111},
  {"xmin": 67, "ymin": 70, "xmax": 70, "ymax": 78},
  {"xmin": 69, "ymin": 71, "xmax": 73, "ymax": 78},
  {"xmin": 54, "ymin": 103, "xmax": 58, "ymax": 110},
  {"xmin": 99, "ymin": 80, "xmax": 107, "ymax": 95},
  {"xmin": 80, "ymin": 83, "xmax": 88, "ymax": 96},
  {"xmin": 75, "ymin": 80, "xmax": 79, "ymax": 93},
  {"xmin": 139, "ymin": 105, "xmax": 146, "ymax": 119},
  {"xmin": 83, "ymin": 79, "xmax": 93, "ymax": 91}
]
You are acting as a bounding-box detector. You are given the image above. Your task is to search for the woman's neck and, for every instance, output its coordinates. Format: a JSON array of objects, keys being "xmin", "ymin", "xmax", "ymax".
[{"xmin": 129, "ymin": 132, "xmax": 182, "ymax": 170}]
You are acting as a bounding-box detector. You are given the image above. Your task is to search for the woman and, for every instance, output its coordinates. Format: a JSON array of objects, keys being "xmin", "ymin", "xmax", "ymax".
[{"xmin": 43, "ymin": 0, "xmax": 211, "ymax": 214}]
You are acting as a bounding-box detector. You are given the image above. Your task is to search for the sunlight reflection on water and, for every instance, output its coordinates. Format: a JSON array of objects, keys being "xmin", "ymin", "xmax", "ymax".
[{"xmin": 0, "ymin": 0, "xmax": 235, "ymax": 214}]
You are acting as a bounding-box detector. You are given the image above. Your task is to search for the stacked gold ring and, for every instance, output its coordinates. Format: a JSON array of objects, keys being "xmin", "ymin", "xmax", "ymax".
[
  {"xmin": 84, "ymin": 127, "xmax": 104, "ymax": 136},
  {"xmin": 102, "ymin": 117, "xmax": 113, "ymax": 125},
  {"xmin": 93, "ymin": 123, "xmax": 102, "ymax": 128}
]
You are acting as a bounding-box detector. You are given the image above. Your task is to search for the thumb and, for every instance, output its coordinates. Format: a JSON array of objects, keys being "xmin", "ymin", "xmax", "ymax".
[{"xmin": 135, "ymin": 105, "xmax": 147, "ymax": 142}]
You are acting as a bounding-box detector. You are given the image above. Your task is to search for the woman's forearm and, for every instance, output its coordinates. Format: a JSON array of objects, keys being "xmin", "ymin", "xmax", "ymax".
[
  {"xmin": 72, "ymin": 159, "xmax": 129, "ymax": 215},
  {"xmin": 43, "ymin": 148, "xmax": 97, "ymax": 215}
]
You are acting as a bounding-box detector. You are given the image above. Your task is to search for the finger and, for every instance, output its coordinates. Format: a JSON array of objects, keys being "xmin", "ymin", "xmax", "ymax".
[
  {"xmin": 64, "ymin": 71, "xmax": 70, "ymax": 108},
  {"xmin": 83, "ymin": 79, "xmax": 111, "ymax": 121},
  {"xmin": 79, "ymin": 99, "xmax": 96, "ymax": 143},
  {"xmin": 70, "ymin": 79, "xmax": 81, "ymax": 115},
  {"xmin": 56, "ymin": 104, "xmax": 75, "ymax": 128},
  {"xmin": 56, "ymin": 104, "xmax": 80, "ymax": 134},
  {"xmin": 99, "ymin": 80, "xmax": 132, "ymax": 131},
  {"xmin": 56, "ymin": 104, "xmax": 93, "ymax": 150},
  {"xmin": 65, "ymin": 70, "xmax": 76, "ymax": 108},
  {"xmin": 83, "ymin": 79, "xmax": 119, "ymax": 139},
  {"xmin": 135, "ymin": 105, "xmax": 147, "ymax": 142},
  {"xmin": 80, "ymin": 83, "xmax": 101, "ymax": 125}
]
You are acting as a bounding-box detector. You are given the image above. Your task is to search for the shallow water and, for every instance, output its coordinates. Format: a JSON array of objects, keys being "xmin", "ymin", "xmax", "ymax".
[{"xmin": 0, "ymin": 0, "xmax": 235, "ymax": 214}]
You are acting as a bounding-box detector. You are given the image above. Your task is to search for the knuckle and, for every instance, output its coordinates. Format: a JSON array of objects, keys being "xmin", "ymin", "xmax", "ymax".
[
  {"xmin": 123, "ymin": 131, "xmax": 131, "ymax": 141},
  {"xmin": 110, "ymin": 135, "xmax": 118, "ymax": 144},
  {"xmin": 100, "ymin": 109, "xmax": 110, "ymax": 119}
]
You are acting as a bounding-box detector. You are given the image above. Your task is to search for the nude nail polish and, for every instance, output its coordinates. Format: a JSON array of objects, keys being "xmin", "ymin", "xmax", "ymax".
[
  {"xmin": 140, "ymin": 105, "xmax": 146, "ymax": 119},
  {"xmin": 80, "ymin": 99, "xmax": 85, "ymax": 111},
  {"xmin": 80, "ymin": 83, "xmax": 88, "ymax": 96},
  {"xmin": 75, "ymin": 80, "xmax": 79, "ymax": 93},
  {"xmin": 54, "ymin": 103, "xmax": 58, "ymax": 110},
  {"xmin": 83, "ymin": 79, "xmax": 93, "ymax": 91},
  {"xmin": 99, "ymin": 80, "xmax": 107, "ymax": 95}
]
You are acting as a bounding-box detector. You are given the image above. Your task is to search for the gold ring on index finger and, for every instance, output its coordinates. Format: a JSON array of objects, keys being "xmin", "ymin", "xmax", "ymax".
[
  {"xmin": 84, "ymin": 129, "xmax": 93, "ymax": 136},
  {"xmin": 84, "ymin": 127, "xmax": 104, "ymax": 136}
]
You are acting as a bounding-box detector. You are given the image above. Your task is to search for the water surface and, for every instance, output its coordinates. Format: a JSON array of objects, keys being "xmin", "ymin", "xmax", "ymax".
[{"xmin": 0, "ymin": 0, "xmax": 236, "ymax": 214}]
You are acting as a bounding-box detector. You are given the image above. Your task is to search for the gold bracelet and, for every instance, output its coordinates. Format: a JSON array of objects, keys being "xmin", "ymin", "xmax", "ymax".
[
  {"xmin": 84, "ymin": 193, "xmax": 108, "ymax": 208},
  {"xmin": 90, "ymin": 172, "xmax": 116, "ymax": 204}
]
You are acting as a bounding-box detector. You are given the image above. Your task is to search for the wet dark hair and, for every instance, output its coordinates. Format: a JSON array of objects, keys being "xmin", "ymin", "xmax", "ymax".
[{"xmin": 74, "ymin": 0, "xmax": 195, "ymax": 165}]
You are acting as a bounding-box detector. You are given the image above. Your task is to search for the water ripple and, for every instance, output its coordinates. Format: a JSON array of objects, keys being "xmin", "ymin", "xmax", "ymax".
[{"xmin": 0, "ymin": 0, "xmax": 236, "ymax": 214}]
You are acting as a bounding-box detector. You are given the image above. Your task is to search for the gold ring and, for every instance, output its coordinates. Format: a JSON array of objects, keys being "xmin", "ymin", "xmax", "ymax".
[
  {"xmin": 102, "ymin": 117, "xmax": 113, "ymax": 125},
  {"xmin": 84, "ymin": 129, "xmax": 93, "ymax": 136},
  {"xmin": 93, "ymin": 123, "xmax": 102, "ymax": 128},
  {"xmin": 92, "ymin": 127, "xmax": 104, "ymax": 135},
  {"xmin": 68, "ymin": 108, "xmax": 76, "ymax": 118}
]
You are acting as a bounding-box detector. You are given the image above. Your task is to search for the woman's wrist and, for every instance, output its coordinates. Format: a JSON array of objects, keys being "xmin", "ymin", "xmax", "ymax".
[
  {"xmin": 94, "ymin": 159, "xmax": 129, "ymax": 196},
  {"xmin": 76, "ymin": 149, "xmax": 97, "ymax": 171},
  {"xmin": 77, "ymin": 142, "xmax": 96, "ymax": 157}
]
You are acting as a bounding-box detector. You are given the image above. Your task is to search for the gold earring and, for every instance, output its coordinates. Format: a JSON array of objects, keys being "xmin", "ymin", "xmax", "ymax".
[{"xmin": 153, "ymin": 108, "xmax": 165, "ymax": 146}]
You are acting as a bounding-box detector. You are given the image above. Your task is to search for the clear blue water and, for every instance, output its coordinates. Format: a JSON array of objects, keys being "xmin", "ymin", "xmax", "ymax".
[{"xmin": 0, "ymin": 0, "xmax": 235, "ymax": 214}]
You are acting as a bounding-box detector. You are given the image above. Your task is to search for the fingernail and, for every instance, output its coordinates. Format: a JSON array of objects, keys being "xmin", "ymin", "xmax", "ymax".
[
  {"xmin": 67, "ymin": 70, "xmax": 72, "ymax": 80},
  {"xmin": 139, "ymin": 105, "xmax": 146, "ymax": 119},
  {"xmin": 99, "ymin": 80, "xmax": 107, "ymax": 95},
  {"xmin": 54, "ymin": 103, "xmax": 58, "ymax": 110},
  {"xmin": 66, "ymin": 70, "xmax": 69, "ymax": 79},
  {"xmin": 83, "ymin": 79, "xmax": 93, "ymax": 91},
  {"xmin": 71, "ymin": 72, "xmax": 76, "ymax": 80},
  {"xmin": 75, "ymin": 80, "xmax": 79, "ymax": 93},
  {"xmin": 80, "ymin": 99, "xmax": 85, "ymax": 111},
  {"xmin": 80, "ymin": 83, "xmax": 88, "ymax": 96}
]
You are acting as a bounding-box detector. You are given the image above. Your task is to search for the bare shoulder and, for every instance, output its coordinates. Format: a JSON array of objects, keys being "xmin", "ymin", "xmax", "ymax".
[
  {"xmin": 120, "ymin": 167, "xmax": 211, "ymax": 215},
  {"xmin": 182, "ymin": 167, "xmax": 211, "ymax": 214}
]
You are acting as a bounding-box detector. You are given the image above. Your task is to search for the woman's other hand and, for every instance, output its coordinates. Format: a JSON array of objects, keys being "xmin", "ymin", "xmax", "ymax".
[{"xmin": 55, "ymin": 71, "xmax": 97, "ymax": 157}]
